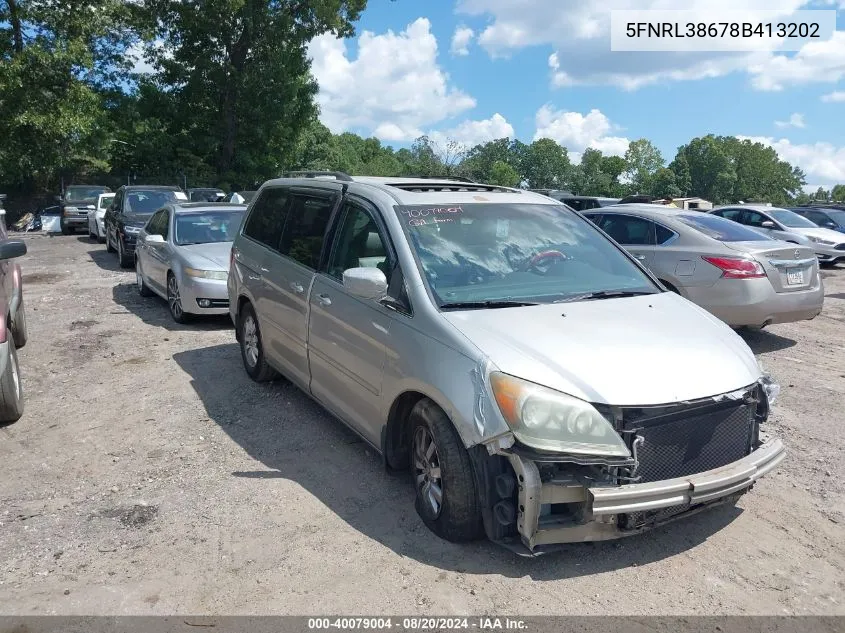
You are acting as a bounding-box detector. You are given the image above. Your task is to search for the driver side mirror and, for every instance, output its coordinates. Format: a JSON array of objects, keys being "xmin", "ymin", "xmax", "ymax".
[
  {"xmin": 144, "ymin": 234, "xmax": 165, "ymax": 245},
  {"xmin": 824, "ymin": 221, "xmax": 837, "ymax": 229},
  {"xmin": 761, "ymin": 221, "xmax": 776, "ymax": 229},
  {"xmin": 343, "ymin": 267, "xmax": 387, "ymax": 300}
]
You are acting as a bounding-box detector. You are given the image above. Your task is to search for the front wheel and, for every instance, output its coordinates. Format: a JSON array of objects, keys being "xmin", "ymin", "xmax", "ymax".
[
  {"xmin": 60, "ymin": 220, "xmax": 71, "ymax": 236},
  {"xmin": 410, "ymin": 399, "xmax": 483, "ymax": 542},
  {"xmin": 106, "ymin": 230, "xmax": 115, "ymax": 253},
  {"xmin": 167, "ymin": 273, "xmax": 191, "ymax": 324},
  {"xmin": 117, "ymin": 239, "xmax": 132, "ymax": 268},
  {"xmin": 136, "ymin": 258, "xmax": 154, "ymax": 297},
  {"xmin": 0, "ymin": 331, "xmax": 24, "ymax": 424}
]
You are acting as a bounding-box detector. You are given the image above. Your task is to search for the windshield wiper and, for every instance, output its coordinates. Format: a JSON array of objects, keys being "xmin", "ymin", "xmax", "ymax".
[
  {"xmin": 554, "ymin": 290, "xmax": 657, "ymax": 304},
  {"xmin": 440, "ymin": 300, "xmax": 540, "ymax": 310}
]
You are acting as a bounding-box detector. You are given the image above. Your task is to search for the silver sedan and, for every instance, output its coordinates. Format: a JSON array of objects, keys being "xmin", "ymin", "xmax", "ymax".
[
  {"xmin": 135, "ymin": 203, "xmax": 245, "ymax": 323},
  {"xmin": 584, "ymin": 204, "xmax": 824, "ymax": 328}
]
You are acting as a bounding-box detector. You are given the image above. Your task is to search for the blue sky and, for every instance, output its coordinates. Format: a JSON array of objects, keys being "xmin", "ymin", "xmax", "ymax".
[{"xmin": 307, "ymin": 0, "xmax": 845, "ymax": 189}]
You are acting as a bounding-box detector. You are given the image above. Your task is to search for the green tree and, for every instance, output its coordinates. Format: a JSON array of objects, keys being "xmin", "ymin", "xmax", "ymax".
[
  {"xmin": 650, "ymin": 168, "xmax": 681, "ymax": 199},
  {"xmin": 488, "ymin": 160, "xmax": 520, "ymax": 188},
  {"xmin": 460, "ymin": 138, "xmax": 519, "ymax": 183},
  {"xmin": 143, "ymin": 0, "xmax": 367, "ymax": 184},
  {"xmin": 831, "ymin": 184, "xmax": 845, "ymax": 202},
  {"xmin": 814, "ymin": 187, "xmax": 829, "ymax": 201},
  {"xmin": 521, "ymin": 138, "xmax": 571, "ymax": 189},
  {"xmin": 671, "ymin": 135, "xmax": 736, "ymax": 204},
  {"xmin": 624, "ymin": 139, "xmax": 664, "ymax": 194},
  {"xmin": 668, "ymin": 153, "xmax": 692, "ymax": 196}
]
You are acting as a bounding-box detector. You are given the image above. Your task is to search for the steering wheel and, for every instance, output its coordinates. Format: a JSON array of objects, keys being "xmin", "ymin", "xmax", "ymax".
[{"xmin": 524, "ymin": 249, "xmax": 568, "ymax": 274}]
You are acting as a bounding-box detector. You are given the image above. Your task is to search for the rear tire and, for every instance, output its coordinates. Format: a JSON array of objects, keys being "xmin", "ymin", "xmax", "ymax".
[
  {"xmin": 12, "ymin": 299, "xmax": 28, "ymax": 349},
  {"xmin": 238, "ymin": 303, "xmax": 278, "ymax": 382},
  {"xmin": 410, "ymin": 399, "xmax": 483, "ymax": 542},
  {"xmin": 0, "ymin": 331, "xmax": 24, "ymax": 424}
]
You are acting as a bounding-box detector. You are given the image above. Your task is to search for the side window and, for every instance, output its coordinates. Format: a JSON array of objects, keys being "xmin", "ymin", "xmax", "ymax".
[
  {"xmin": 147, "ymin": 210, "xmax": 164, "ymax": 235},
  {"xmin": 279, "ymin": 194, "xmax": 335, "ymax": 269},
  {"xmin": 655, "ymin": 223, "xmax": 676, "ymax": 245},
  {"xmin": 806, "ymin": 211, "xmax": 829, "ymax": 226},
  {"xmin": 112, "ymin": 191, "xmax": 124, "ymax": 214},
  {"xmin": 583, "ymin": 213, "xmax": 602, "ymax": 226},
  {"xmin": 242, "ymin": 188, "xmax": 289, "ymax": 250},
  {"xmin": 160, "ymin": 210, "xmax": 170, "ymax": 238},
  {"xmin": 716, "ymin": 208, "xmax": 743, "ymax": 222},
  {"xmin": 598, "ymin": 214, "xmax": 655, "ymax": 246},
  {"xmin": 743, "ymin": 211, "xmax": 768, "ymax": 227},
  {"xmin": 328, "ymin": 203, "xmax": 390, "ymax": 283}
]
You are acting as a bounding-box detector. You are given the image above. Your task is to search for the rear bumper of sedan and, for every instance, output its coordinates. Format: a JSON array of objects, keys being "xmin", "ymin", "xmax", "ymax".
[
  {"xmin": 178, "ymin": 275, "xmax": 230, "ymax": 315},
  {"xmin": 505, "ymin": 438, "xmax": 784, "ymax": 551},
  {"xmin": 686, "ymin": 277, "xmax": 824, "ymax": 328}
]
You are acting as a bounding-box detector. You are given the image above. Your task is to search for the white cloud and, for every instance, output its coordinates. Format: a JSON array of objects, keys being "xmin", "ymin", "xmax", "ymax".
[
  {"xmin": 456, "ymin": 0, "xmax": 842, "ymax": 90},
  {"xmin": 450, "ymin": 26, "xmax": 475, "ymax": 56},
  {"xmin": 739, "ymin": 135, "xmax": 845, "ymax": 186},
  {"xmin": 308, "ymin": 18, "xmax": 476, "ymax": 142},
  {"xmin": 748, "ymin": 32, "xmax": 845, "ymax": 90},
  {"xmin": 534, "ymin": 105, "xmax": 630, "ymax": 159},
  {"xmin": 428, "ymin": 113, "xmax": 515, "ymax": 150},
  {"xmin": 821, "ymin": 91, "xmax": 845, "ymax": 102},
  {"xmin": 774, "ymin": 113, "xmax": 806, "ymax": 128}
]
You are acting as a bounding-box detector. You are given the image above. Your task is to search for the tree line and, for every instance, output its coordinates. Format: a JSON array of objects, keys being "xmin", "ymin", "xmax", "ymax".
[{"xmin": 1, "ymin": 0, "xmax": 842, "ymax": 212}]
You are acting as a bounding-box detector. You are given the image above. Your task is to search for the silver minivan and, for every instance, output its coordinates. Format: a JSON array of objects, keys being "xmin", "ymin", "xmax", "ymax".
[{"xmin": 228, "ymin": 174, "xmax": 784, "ymax": 554}]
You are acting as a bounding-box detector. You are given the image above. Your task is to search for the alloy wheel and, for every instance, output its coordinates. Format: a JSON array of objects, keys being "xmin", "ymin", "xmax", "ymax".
[
  {"xmin": 413, "ymin": 425, "xmax": 443, "ymax": 518},
  {"xmin": 242, "ymin": 315, "xmax": 259, "ymax": 368},
  {"xmin": 168, "ymin": 276, "xmax": 183, "ymax": 320}
]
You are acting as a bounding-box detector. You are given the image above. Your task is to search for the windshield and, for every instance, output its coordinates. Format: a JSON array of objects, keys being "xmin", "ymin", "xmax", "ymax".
[
  {"xmin": 98, "ymin": 195, "xmax": 115, "ymax": 209},
  {"xmin": 65, "ymin": 187, "xmax": 109, "ymax": 202},
  {"xmin": 394, "ymin": 203, "xmax": 658, "ymax": 307},
  {"xmin": 125, "ymin": 190, "xmax": 178, "ymax": 215},
  {"xmin": 678, "ymin": 213, "xmax": 774, "ymax": 242},
  {"xmin": 175, "ymin": 211, "xmax": 245, "ymax": 245},
  {"xmin": 769, "ymin": 209, "xmax": 817, "ymax": 228}
]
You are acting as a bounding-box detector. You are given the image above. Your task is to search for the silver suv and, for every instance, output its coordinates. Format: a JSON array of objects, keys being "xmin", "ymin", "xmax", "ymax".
[{"xmin": 228, "ymin": 173, "xmax": 784, "ymax": 554}]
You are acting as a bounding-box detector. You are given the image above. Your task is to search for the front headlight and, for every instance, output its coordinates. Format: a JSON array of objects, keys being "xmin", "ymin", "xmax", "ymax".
[
  {"xmin": 808, "ymin": 236, "xmax": 834, "ymax": 245},
  {"xmin": 490, "ymin": 372, "xmax": 631, "ymax": 457},
  {"xmin": 123, "ymin": 225, "xmax": 141, "ymax": 235},
  {"xmin": 184, "ymin": 268, "xmax": 228, "ymax": 280}
]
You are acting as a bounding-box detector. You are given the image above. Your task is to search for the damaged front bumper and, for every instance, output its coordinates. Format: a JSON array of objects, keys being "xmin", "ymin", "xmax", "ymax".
[{"xmin": 503, "ymin": 437, "xmax": 785, "ymax": 552}]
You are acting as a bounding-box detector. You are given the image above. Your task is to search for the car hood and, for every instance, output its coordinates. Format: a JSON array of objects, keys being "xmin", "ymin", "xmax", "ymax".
[
  {"xmin": 442, "ymin": 293, "xmax": 761, "ymax": 406},
  {"xmin": 178, "ymin": 241, "xmax": 232, "ymax": 271},
  {"xmin": 124, "ymin": 214, "xmax": 153, "ymax": 226},
  {"xmin": 791, "ymin": 226, "xmax": 845, "ymax": 243}
]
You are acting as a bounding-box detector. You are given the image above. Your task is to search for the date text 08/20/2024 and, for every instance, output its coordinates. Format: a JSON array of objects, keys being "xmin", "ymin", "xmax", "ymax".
[{"xmin": 307, "ymin": 617, "xmax": 528, "ymax": 630}]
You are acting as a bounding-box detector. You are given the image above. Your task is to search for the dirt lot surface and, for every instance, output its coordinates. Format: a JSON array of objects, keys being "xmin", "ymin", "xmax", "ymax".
[{"xmin": 0, "ymin": 233, "xmax": 843, "ymax": 615}]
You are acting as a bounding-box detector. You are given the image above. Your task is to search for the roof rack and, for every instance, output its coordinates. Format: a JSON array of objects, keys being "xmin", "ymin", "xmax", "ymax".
[{"xmin": 282, "ymin": 170, "xmax": 353, "ymax": 182}]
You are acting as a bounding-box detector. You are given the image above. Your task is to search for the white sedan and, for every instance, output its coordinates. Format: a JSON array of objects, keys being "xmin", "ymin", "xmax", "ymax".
[{"xmin": 87, "ymin": 193, "xmax": 115, "ymax": 242}]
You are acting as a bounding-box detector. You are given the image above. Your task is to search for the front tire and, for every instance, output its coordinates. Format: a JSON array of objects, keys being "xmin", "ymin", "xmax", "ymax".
[
  {"xmin": 117, "ymin": 238, "xmax": 132, "ymax": 268},
  {"xmin": 238, "ymin": 303, "xmax": 278, "ymax": 382},
  {"xmin": 410, "ymin": 399, "xmax": 483, "ymax": 542},
  {"xmin": 136, "ymin": 258, "xmax": 154, "ymax": 297},
  {"xmin": 167, "ymin": 273, "xmax": 191, "ymax": 324},
  {"xmin": 106, "ymin": 230, "xmax": 115, "ymax": 253},
  {"xmin": 60, "ymin": 220, "xmax": 71, "ymax": 236},
  {"xmin": 0, "ymin": 331, "xmax": 24, "ymax": 424}
]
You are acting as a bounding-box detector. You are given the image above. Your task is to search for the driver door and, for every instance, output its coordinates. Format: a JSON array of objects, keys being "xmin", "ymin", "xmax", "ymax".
[{"xmin": 307, "ymin": 198, "xmax": 398, "ymax": 445}]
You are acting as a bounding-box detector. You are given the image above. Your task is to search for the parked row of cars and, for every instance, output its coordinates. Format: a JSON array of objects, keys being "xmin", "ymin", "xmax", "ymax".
[{"xmin": 83, "ymin": 173, "xmax": 841, "ymax": 554}]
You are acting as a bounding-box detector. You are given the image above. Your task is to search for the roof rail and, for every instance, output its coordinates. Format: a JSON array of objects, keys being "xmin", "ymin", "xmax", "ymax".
[{"xmin": 282, "ymin": 170, "xmax": 353, "ymax": 182}]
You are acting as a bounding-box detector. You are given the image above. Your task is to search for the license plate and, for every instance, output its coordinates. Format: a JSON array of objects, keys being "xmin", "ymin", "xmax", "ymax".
[{"xmin": 786, "ymin": 268, "xmax": 804, "ymax": 285}]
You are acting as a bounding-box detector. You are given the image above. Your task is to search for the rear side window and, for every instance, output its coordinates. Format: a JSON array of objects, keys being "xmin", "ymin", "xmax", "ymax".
[
  {"xmin": 677, "ymin": 213, "xmax": 774, "ymax": 242},
  {"xmin": 242, "ymin": 188, "xmax": 289, "ymax": 250},
  {"xmin": 714, "ymin": 208, "xmax": 743, "ymax": 222},
  {"xmin": 279, "ymin": 194, "xmax": 335, "ymax": 269},
  {"xmin": 655, "ymin": 223, "xmax": 676, "ymax": 245},
  {"xmin": 597, "ymin": 214, "xmax": 655, "ymax": 245}
]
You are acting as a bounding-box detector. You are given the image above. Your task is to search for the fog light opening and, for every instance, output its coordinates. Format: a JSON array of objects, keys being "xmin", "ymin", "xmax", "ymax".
[{"xmin": 197, "ymin": 298, "xmax": 212, "ymax": 308}]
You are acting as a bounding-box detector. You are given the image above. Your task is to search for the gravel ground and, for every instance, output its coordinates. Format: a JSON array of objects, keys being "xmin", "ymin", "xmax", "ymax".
[{"xmin": 0, "ymin": 233, "xmax": 843, "ymax": 615}]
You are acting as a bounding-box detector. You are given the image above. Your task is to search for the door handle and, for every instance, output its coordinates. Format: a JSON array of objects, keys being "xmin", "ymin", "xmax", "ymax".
[
  {"xmin": 289, "ymin": 281, "xmax": 304, "ymax": 294},
  {"xmin": 634, "ymin": 254, "xmax": 647, "ymax": 261},
  {"xmin": 317, "ymin": 294, "xmax": 332, "ymax": 306},
  {"xmin": 260, "ymin": 267, "xmax": 270, "ymax": 273}
]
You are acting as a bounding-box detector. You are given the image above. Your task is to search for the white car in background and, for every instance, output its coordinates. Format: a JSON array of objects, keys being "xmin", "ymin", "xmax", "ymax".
[{"xmin": 88, "ymin": 192, "xmax": 115, "ymax": 242}]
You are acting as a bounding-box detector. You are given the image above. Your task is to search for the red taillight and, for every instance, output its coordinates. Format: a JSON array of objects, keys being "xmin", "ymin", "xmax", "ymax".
[{"xmin": 702, "ymin": 256, "xmax": 766, "ymax": 279}]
